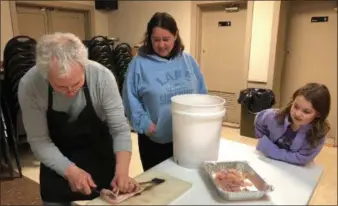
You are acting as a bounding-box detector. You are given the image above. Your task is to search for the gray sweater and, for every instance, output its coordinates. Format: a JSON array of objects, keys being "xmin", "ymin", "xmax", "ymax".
[{"xmin": 18, "ymin": 60, "xmax": 132, "ymax": 177}]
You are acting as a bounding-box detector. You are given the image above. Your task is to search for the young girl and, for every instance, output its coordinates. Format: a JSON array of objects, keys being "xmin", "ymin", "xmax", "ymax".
[{"xmin": 254, "ymin": 83, "xmax": 331, "ymax": 165}]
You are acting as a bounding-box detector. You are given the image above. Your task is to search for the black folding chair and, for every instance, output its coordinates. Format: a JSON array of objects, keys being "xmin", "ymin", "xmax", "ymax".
[{"xmin": 0, "ymin": 101, "xmax": 22, "ymax": 179}]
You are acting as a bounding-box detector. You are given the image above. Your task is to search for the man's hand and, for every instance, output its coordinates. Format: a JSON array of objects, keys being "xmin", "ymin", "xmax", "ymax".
[
  {"xmin": 111, "ymin": 173, "xmax": 140, "ymax": 194},
  {"xmin": 64, "ymin": 164, "xmax": 97, "ymax": 195},
  {"xmin": 146, "ymin": 122, "xmax": 156, "ymax": 137},
  {"xmin": 113, "ymin": 151, "xmax": 137, "ymax": 193}
]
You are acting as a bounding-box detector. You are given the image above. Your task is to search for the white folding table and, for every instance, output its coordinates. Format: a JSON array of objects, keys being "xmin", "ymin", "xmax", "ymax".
[{"xmin": 77, "ymin": 138, "xmax": 323, "ymax": 205}]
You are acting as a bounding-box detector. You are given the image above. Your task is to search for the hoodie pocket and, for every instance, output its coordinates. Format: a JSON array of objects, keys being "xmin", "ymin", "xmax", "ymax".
[{"xmin": 153, "ymin": 109, "xmax": 172, "ymax": 140}]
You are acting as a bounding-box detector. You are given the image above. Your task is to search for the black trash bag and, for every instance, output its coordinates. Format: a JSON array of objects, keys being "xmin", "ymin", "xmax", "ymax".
[{"xmin": 237, "ymin": 88, "xmax": 275, "ymax": 113}]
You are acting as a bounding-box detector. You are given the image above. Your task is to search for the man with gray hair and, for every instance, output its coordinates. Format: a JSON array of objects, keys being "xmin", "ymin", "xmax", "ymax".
[{"xmin": 18, "ymin": 32, "xmax": 138, "ymax": 205}]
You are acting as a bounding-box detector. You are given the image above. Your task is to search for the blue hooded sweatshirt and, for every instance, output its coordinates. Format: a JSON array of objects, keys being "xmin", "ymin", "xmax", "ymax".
[{"xmin": 122, "ymin": 49, "xmax": 207, "ymax": 144}]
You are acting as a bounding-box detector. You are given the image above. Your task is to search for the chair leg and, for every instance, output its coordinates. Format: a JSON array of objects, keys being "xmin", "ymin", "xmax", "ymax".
[
  {"xmin": 2, "ymin": 136, "xmax": 15, "ymax": 178},
  {"xmin": 13, "ymin": 120, "xmax": 22, "ymax": 177},
  {"xmin": 0, "ymin": 139, "xmax": 3, "ymax": 174},
  {"xmin": 12, "ymin": 146, "xmax": 22, "ymax": 177},
  {"xmin": 1, "ymin": 96, "xmax": 23, "ymax": 178},
  {"xmin": 1, "ymin": 105, "xmax": 15, "ymax": 178}
]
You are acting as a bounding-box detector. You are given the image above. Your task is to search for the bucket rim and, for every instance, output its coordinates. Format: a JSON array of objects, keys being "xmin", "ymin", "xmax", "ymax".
[{"xmin": 171, "ymin": 94, "xmax": 226, "ymax": 107}]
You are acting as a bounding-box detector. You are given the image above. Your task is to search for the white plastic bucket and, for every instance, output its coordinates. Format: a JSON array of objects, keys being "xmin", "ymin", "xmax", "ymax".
[{"xmin": 171, "ymin": 94, "xmax": 226, "ymax": 169}]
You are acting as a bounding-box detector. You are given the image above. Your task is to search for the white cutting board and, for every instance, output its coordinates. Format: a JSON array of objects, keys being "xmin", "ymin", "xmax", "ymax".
[{"xmin": 87, "ymin": 170, "xmax": 192, "ymax": 205}]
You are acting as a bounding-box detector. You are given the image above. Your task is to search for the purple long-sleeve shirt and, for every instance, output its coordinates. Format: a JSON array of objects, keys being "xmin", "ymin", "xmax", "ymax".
[{"xmin": 254, "ymin": 109, "xmax": 325, "ymax": 166}]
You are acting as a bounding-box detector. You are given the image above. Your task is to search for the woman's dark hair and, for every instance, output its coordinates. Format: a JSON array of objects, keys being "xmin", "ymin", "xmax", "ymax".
[
  {"xmin": 276, "ymin": 83, "xmax": 331, "ymax": 148},
  {"xmin": 140, "ymin": 12, "xmax": 184, "ymax": 57}
]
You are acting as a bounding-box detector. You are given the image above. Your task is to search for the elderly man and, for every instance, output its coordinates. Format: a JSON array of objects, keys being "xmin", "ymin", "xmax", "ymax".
[{"xmin": 18, "ymin": 32, "xmax": 138, "ymax": 205}]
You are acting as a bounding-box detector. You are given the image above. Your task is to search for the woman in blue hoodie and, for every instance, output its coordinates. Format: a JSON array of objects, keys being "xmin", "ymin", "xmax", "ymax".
[{"xmin": 122, "ymin": 12, "xmax": 207, "ymax": 171}]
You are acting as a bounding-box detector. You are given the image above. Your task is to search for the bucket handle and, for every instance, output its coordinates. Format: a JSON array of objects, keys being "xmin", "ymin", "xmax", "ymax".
[{"xmin": 172, "ymin": 109, "xmax": 225, "ymax": 119}]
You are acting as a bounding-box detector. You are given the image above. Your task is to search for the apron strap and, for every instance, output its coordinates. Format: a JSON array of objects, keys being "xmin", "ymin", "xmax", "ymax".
[
  {"xmin": 82, "ymin": 78, "xmax": 93, "ymax": 107},
  {"xmin": 47, "ymin": 84, "xmax": 53, "ymax": 111}
]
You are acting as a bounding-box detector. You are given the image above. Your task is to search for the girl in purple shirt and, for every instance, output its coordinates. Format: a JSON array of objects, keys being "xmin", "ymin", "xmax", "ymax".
[{"xmin": 254, "ymin": 83, "xmax": 331, "ymax": 166}]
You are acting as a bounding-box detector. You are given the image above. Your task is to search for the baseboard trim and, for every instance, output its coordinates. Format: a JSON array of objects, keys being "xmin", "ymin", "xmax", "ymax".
[
  {"xmin": 222, "ymin": 122, "xmax": 240, "ymax": 128},
  {"xmin": 325, "ymin": 137, "xmax": 337, "ymax": 147}
]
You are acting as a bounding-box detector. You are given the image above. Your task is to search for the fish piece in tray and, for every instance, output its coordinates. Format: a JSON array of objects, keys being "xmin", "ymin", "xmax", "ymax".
[
  {"xmin": 204, "ymin": 161, "xmax": 274, "ymax": 201},
  {"xmin": 214, "ymin": 168, "xmax": 254, "ymax": 192}
]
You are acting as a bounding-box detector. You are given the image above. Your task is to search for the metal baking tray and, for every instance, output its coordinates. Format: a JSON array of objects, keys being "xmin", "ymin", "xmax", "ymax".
[{"xmin": 203, "ymin": 161, "xmax": 274, "ymax": 201}]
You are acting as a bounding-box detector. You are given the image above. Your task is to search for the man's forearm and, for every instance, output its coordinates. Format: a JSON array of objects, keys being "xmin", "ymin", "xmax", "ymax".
[
  {"xmin": 30, "ymin": 140, "xmax": 73, "ymax": 177},
  {"xmin": 115, "ymin": 151, "xmax": 131, "ymax": 175},
  {"xmin": 100, "ymin": 67, "xmax": 133, "ymax": 176},
  {"xmin": 111, "ymin": 128, "xmax": 132, "ymax": 176}
]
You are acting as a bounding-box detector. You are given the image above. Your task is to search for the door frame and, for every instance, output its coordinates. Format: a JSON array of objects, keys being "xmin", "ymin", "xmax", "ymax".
[
  {"xmin": 190, "ymin": 1, "xmax": 253, "ymax": 92},
  {"xmin": 9, "ymin": 1, "xmax": 94, "ymax": 39}
]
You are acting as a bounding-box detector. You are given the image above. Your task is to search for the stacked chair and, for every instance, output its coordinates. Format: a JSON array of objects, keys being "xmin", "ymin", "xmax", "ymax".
[
  {"xmin": 0, "ymin": 105, "xmax": 20, "ymax": 179},
  {"xmin": 87, "ymin": 36, "xmax": 117, "ymax": 79},
  {"xmin": 113, "ymin": 43, "xmax": 133, "ymax": 94},
  {"xmin": 85, "ymin": 36, "xmax": 133, "ymax": 96},
  {"xmin": 3, "ymin": 36, "xmax": 36, "ymax": 131},
  {"xmin": 82, "ymin": 39, "xmax": 90, "ymax": 48},
  {"xmin": 0, "ymin": 35, "xmax": 36, "ymax": 178}
]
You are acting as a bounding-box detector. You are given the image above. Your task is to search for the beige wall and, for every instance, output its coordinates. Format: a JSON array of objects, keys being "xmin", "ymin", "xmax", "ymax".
[
  {"xmin": 248, "ymin": 1, "xmax": 275, "ymax": 83},
  {"xmin": 1, "ymin": 1, "xmax": 14, "ymax": 60},
  {"xmin": 2, "ymin": 0, "xmax": 281, "ymax": 89},
  {"xmin": 108, "ymin": 1, "xmax": 192, "ymax": 52},
  {"xmin": 68, "ymin": 0, "xmax": 109, "ymax": 36},
  {"xmin": 108, "ymin": 1, "xmax": 281, "ymax": 89},
  {"xmin": 0, "ymin": 0, "xmax": 110, "ymax": 60}
]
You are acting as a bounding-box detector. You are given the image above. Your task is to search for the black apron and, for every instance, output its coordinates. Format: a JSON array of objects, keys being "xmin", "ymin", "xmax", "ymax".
[{"xmin": 40, "ymin": 79, "xmax": 115, "ymax": 202}]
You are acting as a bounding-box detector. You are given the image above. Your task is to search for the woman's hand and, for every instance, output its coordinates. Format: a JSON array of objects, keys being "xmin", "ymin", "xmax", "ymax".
[
  {"xmin": 111, "ymin": 173, "xmax": 140, "ymax": 194},
  {"xmin": 146, "ymin": 122, "xmax": 156, "ymax": 137}
]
